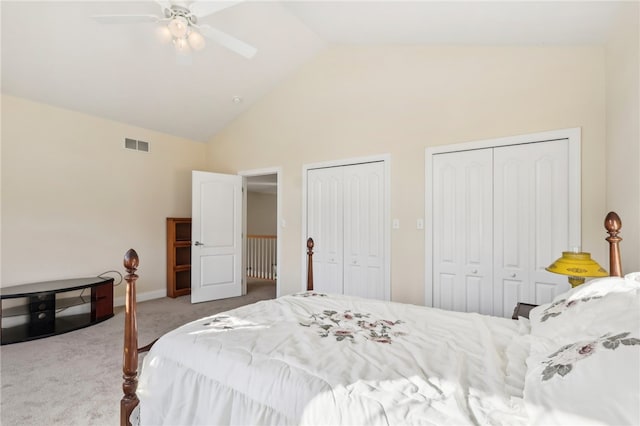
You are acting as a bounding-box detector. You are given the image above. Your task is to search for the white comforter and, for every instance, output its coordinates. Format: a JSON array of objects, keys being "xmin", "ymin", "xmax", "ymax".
[{"xmin": 138, "ymin": 293, "xmax": 529, "ymax": 425}]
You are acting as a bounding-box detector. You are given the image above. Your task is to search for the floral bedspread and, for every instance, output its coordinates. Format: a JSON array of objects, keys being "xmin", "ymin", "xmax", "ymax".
[{"xmin": 138, "ymin": 292, "xmax": 527, "ymax": 425}]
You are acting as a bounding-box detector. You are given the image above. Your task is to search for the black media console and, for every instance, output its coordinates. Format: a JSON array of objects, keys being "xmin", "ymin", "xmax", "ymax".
[{"xmin": 0, "ymin": 277, "xmax": 114, "ymax": 345}]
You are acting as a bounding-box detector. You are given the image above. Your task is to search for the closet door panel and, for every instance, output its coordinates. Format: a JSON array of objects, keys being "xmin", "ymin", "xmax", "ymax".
[
  {"xmin": 438, "ymin": 273, "xmax": 456, "ymax": 311},
  {"xmin": 464, "ymin": 159, "xmax": 494, "ymax": 314},
  {"xmin": 433, "ymin": 159, "xmax": 460, "ymax": 310},
  {"xmin": 494, "ymin": 140, "xmax": 570, "ymax": 312},
  {"xmin": 465, "ymin": 276, "xmax": 484, "ymax": 314},
  {"xmin": 535, "ymin": 282, "xmax": 557, "ymax": 305},
  {"xmin": 307, "ymin": 167, "xmax": 344, "ymax": 294},
  {"xmin": 344, "ymin": 169, "xmax": 364, "ymax": 297},
  {"xmin": 502, "ymin": 280, "xmax": 524, "ymax": 317},
  {"xmin": 530, "ymin": 140, "xmax": 571, "ymax": 301},
  {"xmin": 493, "ymin": 152, "xmax": 529, "ymax": 316},
  {"xmin": 432, "ymin": 149, "xmax": 493, "ymax": 314},
  {"xmin": 343, "ymin": 162, "xmax": 385, "ymax": 300}
]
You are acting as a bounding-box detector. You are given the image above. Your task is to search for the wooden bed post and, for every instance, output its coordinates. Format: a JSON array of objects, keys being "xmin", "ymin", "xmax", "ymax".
[
  {"xmin": 307, "ymin": 238, "xmax": 314, "ymax": 291},
  {"xmin": 121, "ymin": 249, "xmax": 139, "ymax": 426},
  {"xmin": 605, "ymin": 211, "xmax": 623, "ymax": 277}
]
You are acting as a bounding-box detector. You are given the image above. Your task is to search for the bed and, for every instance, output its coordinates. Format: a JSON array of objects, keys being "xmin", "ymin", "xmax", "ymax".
[{"xmin": 120, "ymin": 211, "xmax": 639, "ymax": 425}]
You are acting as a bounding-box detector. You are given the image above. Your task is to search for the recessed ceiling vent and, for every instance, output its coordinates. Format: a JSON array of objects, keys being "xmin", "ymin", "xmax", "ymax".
[{"xmin": 124, "ymin": 138, "xmax": 150, "ymax": 153}]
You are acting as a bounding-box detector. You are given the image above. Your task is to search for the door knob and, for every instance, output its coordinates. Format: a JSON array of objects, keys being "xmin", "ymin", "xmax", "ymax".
[
  {"xmin": 511, "ymin": 273, "xmax": 517, "ymax": 278},
  {"xmin": 471, "ymin": 269, "xmax": 478, "ymax": 274},
  {"xmin": 194, "ymin": 241, "xmax": 204, "ymax": 246}
]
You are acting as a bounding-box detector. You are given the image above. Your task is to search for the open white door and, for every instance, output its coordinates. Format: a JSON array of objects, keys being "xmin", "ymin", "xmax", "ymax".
[{"xmin": 191, "ymin": 171, "xmax": 243, "ymax": 303}]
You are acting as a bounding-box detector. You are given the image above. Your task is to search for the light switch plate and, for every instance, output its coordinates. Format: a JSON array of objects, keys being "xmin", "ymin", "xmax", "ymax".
[{"xmin": 392, "ymin": 219, "xmax": 400, "ymax": 229}]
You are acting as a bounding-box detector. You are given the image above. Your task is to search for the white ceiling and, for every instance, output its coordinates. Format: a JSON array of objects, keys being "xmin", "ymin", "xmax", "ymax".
[{"xmin": 1, "ymin": 1, "xmax": 623, "ymax": 142}]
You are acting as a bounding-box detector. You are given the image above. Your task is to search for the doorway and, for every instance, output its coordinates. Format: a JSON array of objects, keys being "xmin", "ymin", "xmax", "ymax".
[{"xmin": 242, "ymin": 169, "xmax": 280, "ymax": 299}]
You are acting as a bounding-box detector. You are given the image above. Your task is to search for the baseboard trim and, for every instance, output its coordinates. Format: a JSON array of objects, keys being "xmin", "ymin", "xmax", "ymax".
[{"xmin": 114, "ymin": 289, "xmax": 167, "ymax": 307}]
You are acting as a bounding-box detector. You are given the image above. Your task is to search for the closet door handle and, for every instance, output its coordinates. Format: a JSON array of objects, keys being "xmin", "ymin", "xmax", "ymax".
[{"xmin": 194, "ymin": 241, "xmax": 204, "ymax": 246}]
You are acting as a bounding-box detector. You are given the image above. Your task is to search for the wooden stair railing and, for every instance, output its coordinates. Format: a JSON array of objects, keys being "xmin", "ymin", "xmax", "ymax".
[{"xmin": 246, "ymin": 235, "xmax": 277, "ymax": 280}]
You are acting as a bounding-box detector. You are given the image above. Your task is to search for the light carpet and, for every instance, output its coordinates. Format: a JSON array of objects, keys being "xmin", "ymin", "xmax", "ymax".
[{"xmin": 0, "ymin": 280, "xmax": 276, "ymax": 426}]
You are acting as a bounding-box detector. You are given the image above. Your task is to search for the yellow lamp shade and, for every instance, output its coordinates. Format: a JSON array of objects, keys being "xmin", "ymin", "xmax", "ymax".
[{"xmin": 546, "ymin": 251, "xmax": 608, "ymax": 287}]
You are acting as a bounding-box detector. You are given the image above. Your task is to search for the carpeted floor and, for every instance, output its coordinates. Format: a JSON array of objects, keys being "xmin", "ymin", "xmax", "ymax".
[{"xmin": 0, "ymin": 280, "xmax": 276, "ymax": 426}]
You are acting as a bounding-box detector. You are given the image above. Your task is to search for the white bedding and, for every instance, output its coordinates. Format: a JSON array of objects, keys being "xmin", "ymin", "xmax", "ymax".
[
  {"xmin": 138, "ymin": 293, "xmax": 528, "ymax": 425},
  {"xmin": 137, "ymin": 275, "xmax": 640, "ymax": 425}
]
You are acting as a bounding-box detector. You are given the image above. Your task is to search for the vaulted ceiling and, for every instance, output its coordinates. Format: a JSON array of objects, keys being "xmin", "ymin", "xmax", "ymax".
[{"xmin": 1, "ymin": 1, "xmax": 622, "ymax": 142}]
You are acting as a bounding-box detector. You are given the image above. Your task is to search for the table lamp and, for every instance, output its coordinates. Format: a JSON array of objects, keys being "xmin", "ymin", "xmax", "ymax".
[{"xmin": 546, "ymin": 250, "xmax": 608, "ymax": 287}]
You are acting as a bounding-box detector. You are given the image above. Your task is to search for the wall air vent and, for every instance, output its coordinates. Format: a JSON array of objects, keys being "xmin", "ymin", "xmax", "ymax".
[
  {"xmin": 137, "ymin": 141, "xmax": 149, "ymax": 152},
  {"xmin": 125, "ymin": 138, "xmax": 137, "ymax": 150},
  {"xmin": 124, "ymin": 138, "xmax": 150, "ymax": 153}
]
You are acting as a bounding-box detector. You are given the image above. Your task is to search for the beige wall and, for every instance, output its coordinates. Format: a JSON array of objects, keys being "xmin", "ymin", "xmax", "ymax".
[
  {"xmin": 1, "ymin": 95, "xmax": 207, "ymax": 300},
  {"xmin": 247, "ymin": 192, "xmax": 277, "ymax": 235},
  {"xmin": 606, "ymin": 2, "xmax": 640, "ymax": 273},
  {"xmin": 207, "ymin": 46, "xmax": 607, "ymax": 304},
  {"xmin": 4, "ymin": 43, "xmax": 629, "ymax": 305}
]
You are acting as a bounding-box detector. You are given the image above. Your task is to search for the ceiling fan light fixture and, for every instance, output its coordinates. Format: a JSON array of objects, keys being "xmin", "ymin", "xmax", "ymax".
[
  {"xmin": 155, "ymin": 26, "xmax": 173, "ymax": 44},
  {"xmin": 93, "ymin": 1, "xmax": 257, "ymax": 59},
  {"xmin": 168, "ymin": 16, "xmax": 189, "ymax": 39},
  {"xmin": 188, "ymin": 31, "xmax": 206, "ymax": 51},
  {"xmin": 174, "ymin": 37, "xmax": 191, "ymax": 55}
]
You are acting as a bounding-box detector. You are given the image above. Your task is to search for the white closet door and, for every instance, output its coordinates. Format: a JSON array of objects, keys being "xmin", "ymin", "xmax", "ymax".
[
  {"xmin": 307, "ymin": 167, "xmax": 344, "ymax": 294},
  {"xmin": 493, "ymin": 140, "xmax": 570, "ymax": 316},
  {"xmin": 432, "ymin": 149, "xmax": 494, "ymax": 314},
  {"xmin": 343, "ymin": 162, "xmax": 385, "ymax": 299}
]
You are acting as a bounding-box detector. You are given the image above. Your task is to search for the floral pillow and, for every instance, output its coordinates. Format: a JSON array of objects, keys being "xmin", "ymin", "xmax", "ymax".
[
  {"xmin": 540, "ymin": 332, "xmax": 640, "ymax": 381},
  {"xmin": 524, "ymin": 276, "xmax": 640, "ymax": 425},
  {"xmin": 524, "ymin": 330, "xmax": 640, "ymax": 425},
  {"xmin": 528, "ymin": 275, "xmax": 640, "ymax": 340}
]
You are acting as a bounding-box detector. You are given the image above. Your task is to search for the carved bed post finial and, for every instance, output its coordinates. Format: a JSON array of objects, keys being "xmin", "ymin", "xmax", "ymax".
[
  {"xmin": 121, "ymin": 249, "xmax": 140, "ymax": 426},
  {"xmin": 604, "ymin": 212, "xmax": 623, "ymax": 277},
  {"xmin": 307, "ymin": 238, "xmax": 314, "ymax": 291}
]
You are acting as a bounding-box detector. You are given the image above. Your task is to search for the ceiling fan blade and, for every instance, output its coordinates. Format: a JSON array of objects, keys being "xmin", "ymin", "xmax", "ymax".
[
  {"xmin": 91, "ymin": 15, "xmax": 160, "ymax": 24},
  {"xmin": 155, "ymin": 0, "xmax": 172, "ymax": 16},
  {"xmin": 198, "ymin": 25, "xmax": 257, "ymax": 58},
  {"xmin": 190, "ymin": 1, "xmax": 243, "ymax": 18}
]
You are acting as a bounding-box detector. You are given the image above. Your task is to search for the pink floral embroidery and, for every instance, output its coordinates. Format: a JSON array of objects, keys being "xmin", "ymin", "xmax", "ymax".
[
  {"xmin": 542, "ymin": 332, "xmax": 640, "ymax": 381},
  {"xmin": 293, "ymin": 292, "xmax": 328, "ymax": 298},
  {"xmin": 540, "ymin": 296, "xmax": 602, "ymax": 322},
  {"xmin": 300, "ymin": 310, "xmax": 406, "ymax": 343},
  {"xmin": 202, "ymin": 316, "xmax": 234, "ymax": 329}
]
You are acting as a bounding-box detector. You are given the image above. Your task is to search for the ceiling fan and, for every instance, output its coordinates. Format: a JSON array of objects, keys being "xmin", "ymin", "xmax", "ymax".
[{"xmin": 92, "ymin": 1, "xmax": 257, "ymax": 59}]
